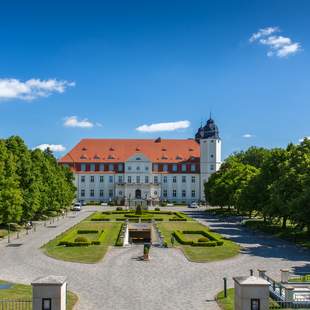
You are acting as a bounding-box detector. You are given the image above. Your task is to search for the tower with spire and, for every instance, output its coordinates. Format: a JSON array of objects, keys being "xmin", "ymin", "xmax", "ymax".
[{"xmin": 195, "ymin": 115, "xmax": 222, "ymax": 201}]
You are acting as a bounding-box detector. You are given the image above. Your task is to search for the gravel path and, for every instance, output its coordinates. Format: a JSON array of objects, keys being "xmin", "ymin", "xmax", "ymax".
[{"xmin": 0, "ymin": 207, "xmax": 309, "ymax": 310}]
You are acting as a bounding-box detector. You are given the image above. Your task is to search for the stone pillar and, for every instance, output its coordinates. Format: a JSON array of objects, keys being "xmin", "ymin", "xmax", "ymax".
[
  {"xmin": 285, "ymin": 286, "xmax": 294, "ymax": 302},
  {"xmin": 233, "ymin": 276, "xmax": 270, "ymax": 310},
  {"xmin": 281, "ymin": 269, "xmax": 289, "ymax": 283},
  {"xmin": 32, "ymin": 276, "xmax": 67, "ymax": 310},
  {"xmin": 258, "ymin": 269, "xmax": 266, "ymax": 279}
]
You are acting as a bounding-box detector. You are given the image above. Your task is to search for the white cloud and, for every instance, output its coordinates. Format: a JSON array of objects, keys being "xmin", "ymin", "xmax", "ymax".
[
  {"xmin": 0, "ymin": 78, "xmax": 75, "ymax": 101},
  {"xmin": 63, "ymin": 116, "xmax": 95, "ymax": 128},
  {"xmin": 299, "ymin": 136, "xmax": 310, "ymax": 142},
  {"xmin": 242, "ymin": 134, "xmax": 254, "ymax": 138},
  {"xmin": 34, "ymin": 144, "xmax": 66, "ymax": 152},
  {"xmin": 136, "ymin": 120, "xmax": 190, "ymax": 133},
  {"xmin": 250, "ymin": 27, "xmax": 301, "ymax": 58},
  {"xmin": 249, "ymin": 27, "xmax": 279, "ymax": 42}
]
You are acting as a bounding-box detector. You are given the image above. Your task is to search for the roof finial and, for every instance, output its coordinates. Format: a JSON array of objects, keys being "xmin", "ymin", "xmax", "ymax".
[{"xmin": 209, "ymin": 110, "xmax": 212, "ymax": 120}]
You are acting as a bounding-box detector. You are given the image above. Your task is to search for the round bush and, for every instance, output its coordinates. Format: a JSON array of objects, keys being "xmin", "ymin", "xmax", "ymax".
[
  {"xmin": 198, "ymin": 237, "xmax": 209, "ymax": 242},
  {"xmin": 74, "ymin": 236, "xmax": 90, "ymax": 243},
  {"xmin": 155, "ymin": 207, "xmax": 160, "ymax": 211},
  {"xmin": 116, "ymin": 206, "xmax": 123, "ymax": 211}
]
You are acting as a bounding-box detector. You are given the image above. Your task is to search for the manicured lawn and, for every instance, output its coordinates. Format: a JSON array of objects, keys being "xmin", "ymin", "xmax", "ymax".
[
  {"xmin": 289, "ymin": 274, "xmax": 310, "ymax": 282},
  {"xmin": 42, "ymin": 221, "xmax": 122, "ymax": 263},
  {"xmin": 0, "ymin": 279, "xmax": 78, "ymax": 309},
  {"xmin": 89, "ymin": 210, "xmax": 193, "ymax": 222},
  {"xmin": 158, "ymin": 222, "xmax": 240, "ymax": 262}
]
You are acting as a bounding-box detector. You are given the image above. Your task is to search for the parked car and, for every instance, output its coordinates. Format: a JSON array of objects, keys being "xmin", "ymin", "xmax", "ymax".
[
  {"xmin": 101, "ymin": 202, "xmax": 108, "ymax": 206},
  {"xmin": 188, "ymin": 202, "xmax": 199, "ymax": 208},
  {"xmin": 167, "ymin": 203, "xmax": 174, "ymax": 207},
  {"xmin": 72, "ymin": 203, "xmax": 81, "ymax": 211}
]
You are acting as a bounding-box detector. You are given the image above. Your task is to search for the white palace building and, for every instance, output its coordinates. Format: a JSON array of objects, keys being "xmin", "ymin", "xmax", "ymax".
[{"xmin": 59, "ymin": 117, "xmax": 222, "ymax": 205}]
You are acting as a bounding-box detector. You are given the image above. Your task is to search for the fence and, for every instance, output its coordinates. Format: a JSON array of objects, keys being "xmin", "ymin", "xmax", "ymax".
[
  {"xmin": 270, "ymin": 300, "xmax": 310, "ymax": 309},
  {"xmin": 0, "ymin": 299, "xmax": 32, "ymax": 310}
]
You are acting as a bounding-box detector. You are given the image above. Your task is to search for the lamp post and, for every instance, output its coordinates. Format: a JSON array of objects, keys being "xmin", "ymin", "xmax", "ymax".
[
  {"xmin": 129, "ymin": 193, "xmax": 131, "ymax": 209},
  {"xmin": 223, "ymin": 277, "xmax": 227, "ymax": 298},
  {"xmin": 7, "ymin": 223, "xmax": 10, "ymax": 243}
]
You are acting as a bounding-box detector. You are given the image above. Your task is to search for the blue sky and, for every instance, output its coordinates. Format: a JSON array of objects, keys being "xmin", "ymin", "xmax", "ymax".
[{"xmin": 0, "ymin": 0, "xmax": 309, "ymax": 158}]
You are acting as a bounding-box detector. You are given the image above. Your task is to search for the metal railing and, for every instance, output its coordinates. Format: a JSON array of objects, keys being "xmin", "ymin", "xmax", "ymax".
[
  {"xmin": 0, "ymin": 299, "xmax": 32, "ymax": 309},
  {"xmin": 269, "ymin": 300, "xmax": 310, "ymax": 309}
]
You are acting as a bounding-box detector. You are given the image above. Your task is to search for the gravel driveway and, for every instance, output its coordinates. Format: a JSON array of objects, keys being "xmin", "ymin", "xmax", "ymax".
[{"xmin": 0, "ymin": 207, "xmax": 309, "ymax": 310}]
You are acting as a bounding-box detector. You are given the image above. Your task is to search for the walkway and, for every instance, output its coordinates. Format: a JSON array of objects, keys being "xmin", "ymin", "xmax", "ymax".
[{"xmin": 0, "ymin": 207, "xmax": 309, "ymax": 310}]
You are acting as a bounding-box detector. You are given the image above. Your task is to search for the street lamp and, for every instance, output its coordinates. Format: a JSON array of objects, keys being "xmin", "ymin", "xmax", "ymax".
[{"xmin": 7, "ymin": 223, "xmax": 10, "ymax": 243}]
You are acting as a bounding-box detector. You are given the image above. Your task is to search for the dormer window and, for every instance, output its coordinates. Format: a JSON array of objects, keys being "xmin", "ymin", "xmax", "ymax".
[
  {"xmin": 80, "ymin": 154, "xmax": 87, "ymax": 160},
  {"xmin": 189, "ymin": 148, "xmax": 194, "ymax": 151},
  {"xmin": 94, "ymin": 154, "xmax": 100, "ymax": 159},
  {"xmin": 108, "ymin": 155, "xmax": 114, "ymax": 159},
  {"xmin": 136, "ymin": 147, "xmax": 140, "ymax": 151},
  {"xmin": 162, "ymin": 148, "xmax": 167, "ymax": 151},
  {"xmin": 109, "ymin": 147, "xmax": 114, "ymax": 151},
  {"xmin": 161, "ymin": 155, "xmax": 168, "ymax": 160},
  {"xmin": 136, "ymin": 157, "xmax": 141, "ymax": 160},
  {"xmin": 82, "ymin": 147, "xmax": 87, "ymax": 151},
  {"xmin": 176, "ymin": 155, "xmax": 182, "ymax": 160}
]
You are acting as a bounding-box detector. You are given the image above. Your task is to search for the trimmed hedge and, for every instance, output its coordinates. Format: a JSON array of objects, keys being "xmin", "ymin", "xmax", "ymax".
[
  {"xmin": 172, "ymin": 230, "xmax": 223, "ymax": 247},
  {"xmin": 115, "ymin": 223, "xmax": 125, "ymax": 246},
  {"xmin": 169, "ymin": 218, "xmax": 187, "ymax": 221},
  {"xmin": 77, "ymin": 229, "xmax": 98, "ymax": 234},
  {"xmin": 91, "ymin": 218, "xmax": 110, "ymax": 221}
]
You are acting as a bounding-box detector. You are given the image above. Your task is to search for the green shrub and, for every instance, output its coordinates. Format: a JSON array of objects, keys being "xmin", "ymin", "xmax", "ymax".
[
  {"xmin": 115, "ymin": 223, "xmax": 125, "ymax": 246},
  {"xmin": 192, "ymin": 241, "xmax": 217, "ymax": 247},
  {"xmin": 67, "ymin": 242, "xmax": 90, "ymax": 247},
  {"xmin": 198, "ymin": 237, "xmax": 209, "ymax": 242},
  {"xmin": 116, "ymin": 206, "xmax": 123, "ymax": 211},
  {"xmin": 169, "ymin": 218, "xmax": 187, "ymax": 221},
  {"xmin": 91, "ymin": 218, "xmax": 110, "ymax": 221},
  {"xmin": 91, "ymin": 241, "xmax": 101, "ymax": 245},
  {"xmin": 74, "ymin": 236, "xmax": 90, "ymax": 243},
  {"xmin": 173, "ymin": 231, "xmax": 193, "ymax": 245},
  {"xmin": 154, "ymin": 218, "xmax": 164, "ymax": 221},
  {"xmin": 9, "ymin": 223, "xmax": 21, "ymax": 231},
  {"xmin": 155, "ymin": 207, "xmax": 160, "ymax": 211},
  {"xmin": 77, "ymin": 229, "xmax": 98, "ymax": 234},
  {"xmin": 135, "ymin": 205, "xmax": 142, "ymax": 215}
]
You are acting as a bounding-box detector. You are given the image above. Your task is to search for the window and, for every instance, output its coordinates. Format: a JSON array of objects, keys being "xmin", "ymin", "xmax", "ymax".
[
  {"xmin": 181, "ymin": 164, "xmax": 187, "ymax": 172},
  {"xmin": 182, "ymin": 175, "xmax": 186, "ymax": 183},
  {"xmin": 154, "ymin": 176, "xmax": 158, "ymax": 183},
  {"xmin": 136, "ymin": 166, "xmax": 140, "ymax": 171},
  {"xmin": 118, "ymin": 176, "xmax": 123, "ymax": 183},
  {"xmin": 127, "ymin": 166, "xmax": 132, "ymax": 171},
  {"xmin": 191, "ymin": 176, "xmax": 195, "ymax": 183},
  {"xmin": 108, "ymin": 164, "xmax": 114, "ymax": 171},
  {"xmin": 191, "ymin": 190, "xmax": 195, "ymax": 198},
  {"xmin": 163, "ymin": 189, "xmax": 167, "ymax": 197},
  {"xmin": 136, "ymin": 176, "xmax": 140, "ymax": 184},
  {"xmin": 163, "ymin": 164, "xmax": 168, "ymax": 172},
  {"xmin": 90, "ymin": 189, "xmax": 94, "ymax": 197},
  {"xmin": 211, "ymin": 140, "xmax": 214, "ymax": 143},
  {"xmin": 81, "ymin": 176, "xmax": 85, "ymax": 183},
  {"xmin": 81, "ymin": 189, "xmax": 85, "ymax": 197},
  {"xmin": 81, "ymin": 163, "xmax": 86, "ymax": 171},
  {"xmin": 99, "ymin": 164, "xmax": 105, "ymax": 171},
  {"xmin": 163, "ymin": 176, "xmax": 167, "ymax": 183},
  {"xmin": 119, "ymin": 191, "xmax": 122, "ymax": 196},
  {"xmin": 90, "ymin": 175, "xmax": 95, "ymax": 183},
  {"xmin": 153, "ymin": 164, "xmax": 159, "ymax": 171},
  {"xmin": 109, "ymin": 176, "xmax": 113, "ymax": 183},
  {"xmin": 128, "ymin": 176, "xmax": 132, "ymax": 183},
  {"xmin": 136, "ymin": 157, "xmax": 141, "ymax": 160},
  {"xmin": 145, "ymin": 166, "xmax": 149, "ymax": 171},
  {"xmin": 90, "ymin": 163, "xmax": 95, "ymax": 171},
  {"xmin": 100, "ymin": 190, "xmax": 104, "ymax": 197},
  {"xmin": 173, "ymin": 176, "xmax": 177, "ymax": 183},
  {"xmin": 210, "ymin": 164, "xmax": 214, "ymax": 171},
  {"xmin": 118, "ymin": 163, "xmax": 123, "ymax": 171},
  {"xmin": 251, "ymin": 299, "xmax": 260, "ymax": 310},
  {"xmin": 100, "ymin": 176, "xmax": 104, "ymax": 183},
  {"xmin": 172, "ymin": 164, "xmax": 178, "ymax": 172},
  {"xmin": 109, "ymin": 189, "xmax": 113, "ymax": 197},
  {"xmin": 173, "ymin": 190, "xmax": 177, "ymax": 197},
  {"xmin": 182, "ymin": 190, "xmax": 186, "ymax": 198},
  {"xmin": 145, "ymin": 176, "xmax": 149, "ymax": 183},
  {"xmin": 190, "ymin": 164, "xmax": 196, "ymax": 172},
  {"xmin": 210, "ymin": 154, "xmax": 214, "ymax": 158}
]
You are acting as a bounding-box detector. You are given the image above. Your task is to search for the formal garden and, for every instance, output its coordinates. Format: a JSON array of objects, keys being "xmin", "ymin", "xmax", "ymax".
[{"xmin": 42, "ymin": 208, "xmax": 239, "ymax": 263}]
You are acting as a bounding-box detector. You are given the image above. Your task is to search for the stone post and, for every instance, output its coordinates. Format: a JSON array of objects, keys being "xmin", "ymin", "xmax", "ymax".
[
  {"xmin": 281, "ymin": 269, "xmax": 289, "ymax": 283},
  {"xmin": 233, "ymin": 276, "xmax": 270, "ymax": 310},
  {"xmin": 32, "ymin": 275, "xmax": 67, "ymax": 310},
  {"xmin": 258, "ymin": 269, "xmax": 266, "ymax": 279},
  {"xmin": 285, "ymin": 286, "xmax": 294, "ymax": 302}
]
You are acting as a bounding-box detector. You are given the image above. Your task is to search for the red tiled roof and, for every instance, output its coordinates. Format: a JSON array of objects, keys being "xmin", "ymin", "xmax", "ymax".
[{"xmin": 59, "ymin": 138, "xmax": 200, "ymax": 163}]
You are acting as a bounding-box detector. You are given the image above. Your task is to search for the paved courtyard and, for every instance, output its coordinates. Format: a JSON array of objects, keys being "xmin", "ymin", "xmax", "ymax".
[{"xmin": 0, "ymin": 207, "xmax": 309, "ymax": 310}]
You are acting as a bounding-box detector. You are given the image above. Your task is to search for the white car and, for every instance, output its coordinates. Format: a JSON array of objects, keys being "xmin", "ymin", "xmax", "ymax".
[
  {"xmin": 188, "ymin": 202, "xmax": 199, "ymax": 208},
  {"xmin": 167, "ymin": 203, "xmax": 174, "ymax": 207},
  {"xmin": 101, "ymin": 202, "xmax": 108, "ymax": 206},
  {"xmin": 72, "ymin": 203, "xmax": 81, "ymax": 211}
]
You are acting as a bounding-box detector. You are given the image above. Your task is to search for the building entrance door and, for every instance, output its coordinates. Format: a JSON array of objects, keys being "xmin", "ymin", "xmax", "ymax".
[{"xmin": 135, "ymin": 189, "xmax": 141, "ymax": 199}]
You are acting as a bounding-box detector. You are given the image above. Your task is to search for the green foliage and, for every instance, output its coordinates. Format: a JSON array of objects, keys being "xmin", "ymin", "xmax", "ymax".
[
  {"xmin": 0, "ymin": 136, "xmax": 76, "ymax": 225},
  {"xmin": 198, "ymin": 237, "xmax": 209, "ymax": 242},
  {"xmin": 116, "ymin": 206, "xmax": 123, "ymax": 210},
  {"xmin": 74, "ymin": 236, "xmax": 90, "ymax": 243},
  {"xmin": 155, "ymin": 207, "xmax": 160, "ymax": 211},
  {"xmin": 205, "ymin": 139, "xmax": 310, "ymax": 234},
  {"xmin": 173, "ymin": 230, "xmax": 223, "ymax": 247},
  {"xmin": 135, "ymin": 205, "xmax": 142, "ymax": 215}
]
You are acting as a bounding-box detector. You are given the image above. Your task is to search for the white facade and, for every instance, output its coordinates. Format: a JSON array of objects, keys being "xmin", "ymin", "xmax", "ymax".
[{"xmin": 75, "ymin": 152, "xmax": 202, "ymax": 203}]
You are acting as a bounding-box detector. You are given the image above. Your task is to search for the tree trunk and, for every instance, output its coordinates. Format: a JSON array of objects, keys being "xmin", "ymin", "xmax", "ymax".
[{"xmin": 282, "ymin": 216, "xmax": 288, "ymax": 229}]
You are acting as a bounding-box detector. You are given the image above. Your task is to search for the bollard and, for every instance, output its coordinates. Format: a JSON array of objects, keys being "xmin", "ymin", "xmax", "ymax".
[
  {"xmin": 250, "ymin": 269, "xmax": 253, "ymax": 276},
  {"xmin": 223, "ymin": 277, "xmax": 227, "ymax": 298}
]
